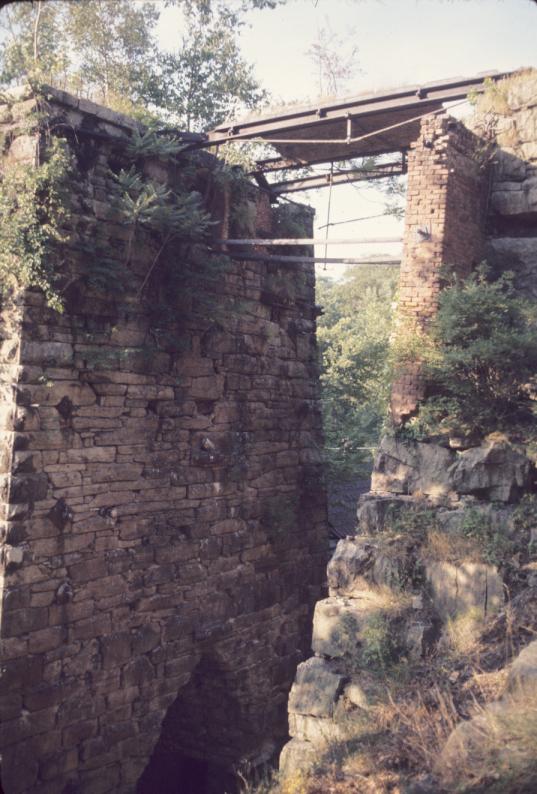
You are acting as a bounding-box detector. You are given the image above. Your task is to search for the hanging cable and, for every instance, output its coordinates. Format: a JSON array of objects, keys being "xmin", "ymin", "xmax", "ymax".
[
  {"xmin": 317, "ymin": 211, "xmax": 389, "ymax": 230},
  {"xmin": 323, "ymin": 162, "xmax": 334, "ymax": 270}
]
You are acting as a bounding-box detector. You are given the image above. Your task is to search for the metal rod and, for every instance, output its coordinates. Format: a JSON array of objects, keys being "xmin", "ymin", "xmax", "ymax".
[
  {"xmin": 270, "ymin": 163, "xmax": 405, "ymax": 193},
  {"xmin": 317, "ymin": 211, "xmax": 388, "ymax": 230},
  {"xmin": 253, "ymin": 151, "xmax": 405, "ymax": 175},
  {"xmin": 323, "ymin": 161, "xmax": 334, "ymax": 269},
  {"xmin": 227, "ymin": 253, "xmax": 401, "ymax": 265},
  {"xmin": 219, "ymin": 237, "xmax": 402, "ymax": 246}
]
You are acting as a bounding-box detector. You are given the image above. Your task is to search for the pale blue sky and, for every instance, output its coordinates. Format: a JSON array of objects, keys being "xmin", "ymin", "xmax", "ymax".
[
  {"xmin": 157, "ymin": 0, "xmax": 536, "ymax": 276},
  {"xmin": 238, "ymin": 0, "xmax": 536, "ymax": 102}
]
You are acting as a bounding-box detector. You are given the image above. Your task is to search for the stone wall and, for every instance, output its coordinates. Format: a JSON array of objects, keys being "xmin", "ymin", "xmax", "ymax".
[
  {"xmin": 485, "ymin": 69, "xmax": 537, "ymax": 296},
  {"xmin": 391, "ymin": 114, "xmax": 487, "ymax": 422},
  {"xmin": 0, "ymin": 89, "xmax": 328, "ymax": 794}
]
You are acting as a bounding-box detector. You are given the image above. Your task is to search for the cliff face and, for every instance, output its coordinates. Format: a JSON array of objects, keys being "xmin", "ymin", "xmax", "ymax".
[
  {"xmin": 0, "ymin": 88, "xmax": 328, "ymax": 794},
  {"xmin": 279, "ymin": 70, "xmax": 537, "ymax": 794}
]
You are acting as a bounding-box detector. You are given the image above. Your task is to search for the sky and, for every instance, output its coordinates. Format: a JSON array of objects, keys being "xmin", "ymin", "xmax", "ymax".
[{"xmin": 156, "ymin": 0, "xmax": 537, "ymax": 277}]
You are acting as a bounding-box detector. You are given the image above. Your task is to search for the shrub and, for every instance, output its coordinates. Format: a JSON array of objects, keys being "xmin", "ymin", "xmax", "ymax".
[
  {"xmin": 407, "ymin": 265, "xmax": 537, "ymax": 438},
  {"xmin": 360, "ymin": 612, "xmax": 400, "ymax": 672},
  {"xmin": 0, "ymin": 135, "xmax": 73, "ymax": 311}
]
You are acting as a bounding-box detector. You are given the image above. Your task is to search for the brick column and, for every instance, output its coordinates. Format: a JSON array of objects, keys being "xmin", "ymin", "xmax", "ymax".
[{"xmin": 391, "ymin": 114, "xmax": 487, "ymax": 422}]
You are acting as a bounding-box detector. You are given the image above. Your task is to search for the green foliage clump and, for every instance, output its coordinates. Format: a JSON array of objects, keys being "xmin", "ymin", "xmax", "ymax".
[
  {"xmin": 384, "ymin": 505, "xmax": 437, "ymax": 541},
  {"xmin": 108, "ymin": 153, "xmax": 230, "ymax": 344},
  {"xmin": 114, "ymin": 165, "xmax": 213, "ymax": 244},
  {"xmin": 404, "ymin": 266, "xmax": 537, "ymax": 440},
  {"xmin": 0, "ymin": 135, "xmax": 73, "ymax": 311},
  {"xmin": 360, "ymin": 612, "xmax": 400, "ymax": 672},
  {"xmin": 126, "ymin": 127, "xmax": 189, "ymax": 161},
  {"xmin": 459, "ymin": 508, "xmax": 514, "ymax": 567},
  {"xmin": 272, "ymin": 202, "xmax": 312, "ymax": 239}
]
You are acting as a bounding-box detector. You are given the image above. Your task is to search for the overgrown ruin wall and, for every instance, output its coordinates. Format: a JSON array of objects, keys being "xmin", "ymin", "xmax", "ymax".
[{"xmin": 0, "ymin": 89, "xmax": 327, "ymax": 794}]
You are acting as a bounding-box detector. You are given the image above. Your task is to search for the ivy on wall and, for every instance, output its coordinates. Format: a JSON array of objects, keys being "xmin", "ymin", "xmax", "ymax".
[
  {"xmin": 0, "ymin": 110, "xmax": 252, "ymax": 330},
  {"xmin": 0, "ymin": 133, "xmax": 73, "ymax": 311}
]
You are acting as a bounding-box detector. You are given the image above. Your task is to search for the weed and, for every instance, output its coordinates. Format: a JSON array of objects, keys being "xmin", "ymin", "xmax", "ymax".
[
  {"xmin": 440, "ymin": 693, "xmax": 537, "ymax": 793},
  {"xmin": 0, "ymin": 133, "xmax": 73, "ymax": 311},
  {"xmin": 443, "ymin": 607, "xmax": 485, "ymax": 658},
  {"xmin": 360, "ymin": 612, "xmax": 401, "ymax": 672}
]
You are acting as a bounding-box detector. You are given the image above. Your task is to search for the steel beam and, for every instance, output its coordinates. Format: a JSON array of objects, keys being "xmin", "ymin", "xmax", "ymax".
[
  {"xmin": 269, "ymin": 162, "xmax": 405, "ymax": 193},
  {"xmin": 227, "ymin": 253, "xmax": 401, "ymax": 265},
  {"xmin": 207, "ymin": 72, "xmax": 510, "ymax": 145}
]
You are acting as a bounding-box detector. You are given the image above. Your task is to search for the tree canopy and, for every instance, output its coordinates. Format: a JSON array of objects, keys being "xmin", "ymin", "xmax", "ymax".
[
  {"xmin": 0, "ymin": 0, "xmax": 279, "ymax": 130},
  {"xmin": 317, "ymin": 265, "xmax": 399, "ymax": 478}
]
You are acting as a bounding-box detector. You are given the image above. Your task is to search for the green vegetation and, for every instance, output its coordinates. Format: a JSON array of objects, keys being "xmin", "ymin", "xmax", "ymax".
[
  {"xmin": 0, "ymin": 133, "xmax": 73, "ymax": 310},
  {"xmin": 359, "ymin": 612, "xmax": 400, "ymax": 672},
  {"xmin": 0, "ymin": 0, "xmax": 282, "ymax": 130},
  {"xmin": 458, "ymin": 508, "xmax": 514, "ymax": 567},
  {"xmin": 400, "ymin": 266, "xmax": 537, "ymax": 440},
  {"xmin": 316, "ymin": 265, "xmax": 399, "ymax": 479}
]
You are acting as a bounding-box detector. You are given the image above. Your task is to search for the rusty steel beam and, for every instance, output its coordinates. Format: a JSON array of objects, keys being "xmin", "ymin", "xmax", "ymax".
[
  {"xmin": 269, "ymin": 162, "xmax": 405, "ymax": 194},
  {"xmin": 254, "ymin": 149, "xmax": 407, "ymax": 174},
  {"xmin": 207, "ymin": 72, "xmax": 511, "ymax": 145}
]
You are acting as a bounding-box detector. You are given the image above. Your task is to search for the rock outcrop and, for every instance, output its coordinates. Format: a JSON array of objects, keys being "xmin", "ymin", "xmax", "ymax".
[
  {"xmin": 368, "ymin": 437, "xmax": 532, "ymax": 507},
  {"xmin": 437, "ymin": 639, "xmax": 537, "ymax": 789}
]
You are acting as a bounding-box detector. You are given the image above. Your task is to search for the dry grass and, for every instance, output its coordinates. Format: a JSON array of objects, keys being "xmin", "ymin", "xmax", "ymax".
[
  {"xmin": 439, "ymin": 693, "xmax": 537, "ymax": 793},
  {"xmin": 366, "ymin": 584, "xmax": 413, "ymax": 615},
  {"xmin": 380, "ymin": 684, "xmax": 460, "ymax": 774},
  {"xmin": 443, "ymin": 607, "xmax": 486, "ymax": 658},
  {"xmin": 423, "ymin": 529, "xmax": 483, "ymax": 565},
  {"xmin": 247, "ymin": 590, "xmax": 537, "ymax": 794}
]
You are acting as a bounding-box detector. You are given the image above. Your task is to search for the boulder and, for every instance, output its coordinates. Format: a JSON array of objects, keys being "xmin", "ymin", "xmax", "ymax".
[
  {"xmin": 327, "ymin": 537, "xmax": 377, "ymax": 596},
  {"xmin": 371, "ymin": 437, "xmax": 456, "ymax": 500},
  {"xmin": 487, "ymin": 237, "xmax": 537, "ymax": 299},
  {"xmin": 448, "ymin": 441, "xmax": 531, "ymax": 502},
  {"xmin": 328, "ymin": 534, "xmax": 419, "ymax": 595},
  {"xmin": 426, "ymin": 560, "xmax": 504, "ymax": 620},
  {"xmin": 437, "ymin": 638, "xmax": 537, "ymax": 789},
  {"xmin": 311, "ymin": 595, "xmax": 383, "ymax": 659},
  {"xmin": 490, "ymin": 183, "xmax": 537, "ymax": 217},
  {"xmin": 342, "ymin": 681, "xmax": 369, "ymax": 709},
  {"xmin": 288, "ymin": 656, "xmax": 345, "ymax": 718},
  {"xmin": 436, "ymin": 502, "xmax": 515, "ymax": 536},
  {"xmin": 279, "ymin": 738, "xmax": 318, "ymax": 777},
  {"xmin": 505, "ymin": 639, "xmax": 537, "ymax": 697},
  {"xmin": 357, "ymin": 493, "xmax": 417, "ymax": 534},
  {"xmin": 435, "ymin": 701, "xmax": 506, "ymax": 785},
  {"xmin": 288, "ymin": 713, "xmax": 348, "ymax": 745}
]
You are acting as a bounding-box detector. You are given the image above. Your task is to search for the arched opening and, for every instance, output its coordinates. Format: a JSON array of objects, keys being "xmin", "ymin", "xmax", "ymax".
[{"xmin": 137, "ymin": 654, "xmax": 250, "ymax": 794}]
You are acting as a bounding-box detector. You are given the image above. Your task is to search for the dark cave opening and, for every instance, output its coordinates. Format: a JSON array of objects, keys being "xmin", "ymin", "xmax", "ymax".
[{"xmin": 136, "ymin": 654, "xmax": 254, "ymax": 794}]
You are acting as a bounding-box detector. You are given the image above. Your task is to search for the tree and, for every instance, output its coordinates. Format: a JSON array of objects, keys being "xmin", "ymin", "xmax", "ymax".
[
  {"xmin": 412, "ymin": 267, "xmax": 537, "ymax": 439},
  {"xmin": 158, "ymin": 5, "xmax": 266, "ymax": 131},
  {"xmin": 317, "ymin": 265, "xmax": 398, "ymax": 478},
  {"xmin": 0, "ymin": 0, "xmax": 280, "ymax": 128},
  {"xmin": 0, "ymin": 0, "xmax": 160, "ymax": 109},
  {"xmin": 64, "ymin": 0, "xmax": 160, "ymax": 107},
  {"xmin": 0, "ymin": 1, "xmax": 66, "ymax": 87},
  {"xmin": 307, "ymin": 19, "xmax": 360, "ymax": 98}
]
